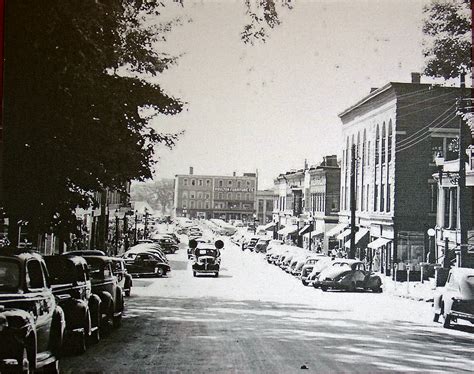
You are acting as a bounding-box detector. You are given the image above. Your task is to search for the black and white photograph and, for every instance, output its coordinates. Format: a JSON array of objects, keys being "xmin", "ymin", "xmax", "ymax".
[{"xmin": 0, "ymin": 0, "xmax": 473, "ymax": 373}]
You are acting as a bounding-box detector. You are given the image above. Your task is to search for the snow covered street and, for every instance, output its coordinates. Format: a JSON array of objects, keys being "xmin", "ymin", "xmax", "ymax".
[{"xmin": 62, "ymin": 239, "xmax": 474, "ymax": 373}]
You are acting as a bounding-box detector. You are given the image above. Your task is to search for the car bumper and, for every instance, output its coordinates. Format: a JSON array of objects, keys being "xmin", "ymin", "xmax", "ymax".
[
  {"xmin": 320, "ymin": 280, "xmax": 345, "ymax": 289},
  {"xmin": 192, "ymin": 264, "xmax": 220, "ymax": 271},
  {"xmin": 451, "ymin": 310, "xmax": 474, "ymax": 322}
]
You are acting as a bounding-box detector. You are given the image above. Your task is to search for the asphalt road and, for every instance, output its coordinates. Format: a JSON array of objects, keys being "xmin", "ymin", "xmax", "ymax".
[{"xmin": 61, "ymin": 240, "xmax": 474, "ymax": 373}]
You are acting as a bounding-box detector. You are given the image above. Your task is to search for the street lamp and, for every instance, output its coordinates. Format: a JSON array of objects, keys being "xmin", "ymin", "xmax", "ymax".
[
  {"xmin": 114, "ymin": 211, "xmax": 119, "ymax": 256},
  {"xmin": 144, "ymin": 208, "xmax": 149, "ymax": 239},
  {"xmin": 134, "ymin": 210, "xmax": 138, "ymax": 244}
]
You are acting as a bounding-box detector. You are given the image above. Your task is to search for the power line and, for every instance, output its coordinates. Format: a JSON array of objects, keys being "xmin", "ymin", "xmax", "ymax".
[
  {"xmin": 396, "ymin": 103, "xmax": 456, "ymax": 146},
  {"xmin": 395, "ymin": 113, "xmax": 458, "ymax": 154},
  {"xmin": 397, "ymin": 90, "xmax": 457, "ymax": 110}
]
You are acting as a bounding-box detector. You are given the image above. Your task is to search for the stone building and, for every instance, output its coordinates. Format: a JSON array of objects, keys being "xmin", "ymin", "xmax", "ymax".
[{"xmin": 255, "ymin": 190, "xmax": 274, "ymax": 225}]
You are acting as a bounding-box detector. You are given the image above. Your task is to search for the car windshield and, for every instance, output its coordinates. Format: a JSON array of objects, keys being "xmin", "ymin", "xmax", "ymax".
[
  {"xmin": 0, "ymin": 259, "xmax": 21, "ymax": 292},
  {"xmin": 195, "ymin": 249, "xmax": 217, "ymax": 257},
  {"xmin": 45, "ymin": 258, "xmax": 77, "ymax": 284}
]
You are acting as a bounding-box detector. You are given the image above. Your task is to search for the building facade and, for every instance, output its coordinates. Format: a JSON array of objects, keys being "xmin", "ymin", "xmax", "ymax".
[
  {"xmin": 255, "ymin": 190, "xmax": 274, "ymax": 225},
  {"xmin": 174, "ymin": 168, "xmax": 257, "ymax": 221},
  {"xmin": 337, "ymin": 75, "xmax": 467, "ymax": 274}
]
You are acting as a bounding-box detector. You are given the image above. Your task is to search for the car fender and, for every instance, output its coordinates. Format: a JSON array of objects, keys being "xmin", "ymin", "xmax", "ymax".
[
  {"xmin": 64, "ymin": 298, "xmax": 89, "ymax": 330},
  {"xmin": 50, "ymin": 306, "xmax": 66, "ymax": 357},
  {"xmin": 98, "ymin": 291, "xmax": 113, "ymax": 315}
]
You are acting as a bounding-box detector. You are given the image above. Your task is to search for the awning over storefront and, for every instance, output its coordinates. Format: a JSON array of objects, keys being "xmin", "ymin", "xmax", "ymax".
[
  {"xmin": 263, "ymin": 222, "xmax": 276, "ymax": 230},
  {"xmin": 336, "ymin": 228, "xmax": 352, "ymax": 240},
  {"xmin": 344, "ymin": 228, "xmax": 369, "ymax": 248},
  {"xmin": 303, "ymin": 228, "xmax": 324, "ymax": 239},
  {"xmin": 277, "ymin": 225, "xmax": 298, "ymax": 236},
  {"xmin": 367, "ymin": 237, "xmax": 391, "ymax": 249},
  {"xmin": 298, "ymin": 224, "xmax": 312, "ymax": 236},
  {"xmin": 326, "ymin": 223, "xmax": 347, "ymax": 237}
]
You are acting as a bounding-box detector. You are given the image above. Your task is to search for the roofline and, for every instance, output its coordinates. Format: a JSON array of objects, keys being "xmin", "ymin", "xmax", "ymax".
[
  {"xmin": 338, "ymin": 82, "xmax": 393, "ymax": 118},
  {"xmin": 175, "ymin": 174, "xmax": 257, "ymax": 179}
]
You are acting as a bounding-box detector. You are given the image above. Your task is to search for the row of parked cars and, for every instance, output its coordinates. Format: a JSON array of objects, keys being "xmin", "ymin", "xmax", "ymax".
[{"xmin": 0, "ymin": 248, "xmax": 131, "ymax": 373}]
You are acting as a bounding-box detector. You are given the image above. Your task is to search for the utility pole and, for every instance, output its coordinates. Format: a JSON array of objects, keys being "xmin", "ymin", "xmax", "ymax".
[
  {"xmin": 98, "ymin": 189, "xmax": 108, "ymax": 252},
  {"xmin": 349, "ymin": 143, "xmax": 356, "ymax": 259},
  {"xmin": 457, "ymin": 74, "xmax": 468, "ymax": 267}
]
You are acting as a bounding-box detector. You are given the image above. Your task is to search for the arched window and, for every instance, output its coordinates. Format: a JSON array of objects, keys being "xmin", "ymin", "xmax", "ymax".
[
  {"xmin": 197, "ymin": 201, "xmax": 202, "ymax": 209},
  {"xmin": 218, "ymin": 192, "xmax": 223, "ymax": 199},
  {"xmin": 191, "ymin": 179, "xmax": 196, "ymax": 186},
  {"xmin": 206, "ymin": 179, "xmax": 211, "ymax": 186},
  {"xmin": 183, "ymin": 178, "xmax": 188, "ymax": 186},
  {"xmin": 190, "ymin": 200, "xmax": 195, "ymax": 208},
  {"xmin": 375, "ymin": 125, "xmax": 380, "ymax": 165},
  {"xmin": 205, "ymin": 201, "xmax": 210, "ymax": 209},
  {"xmin": 245, "ymin": 193, "xmax": 250, "ymax": 201},
  {"xmin": 237, "ymin": 181, "xmax": 241, "ymax": 188},
  {"xmin": 228, "ymin": 180, "xmax": 233, "ymax": 186},
  {"xmin": 381, "ymin": 122, "xmax": 386, "ymax": 164},
  {"xmin": 182, "ymin": 192, "xmax": 188, "ymax": 199},
  {"xmin": 182, "ymin": 200, "xmax": 187, "ymax": 208},
  {"xmin": 236, "ymin": 192, "xmax": 241, "ymax": 200},
  {"xmin": 362, "ymin": 129, "xmax": 367, "ymax": 166},
  {"xmin": 218, "ymin": 180, "xmax": 223, "ymax": 187},
  {"xmin": 388, "ymin": 120, "xmax": 393, "ymax": 163},
  {"xmin": 197, "ymin": 192, "xmax": 203, "ymax": 199},
  {"xmin": 227, "ymin": 192, "xmax": 232, "ymax": 199}
]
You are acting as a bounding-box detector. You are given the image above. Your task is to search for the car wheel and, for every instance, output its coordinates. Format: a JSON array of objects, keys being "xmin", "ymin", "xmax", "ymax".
[
  {"xmin": 214, "ymin": 272, "xmax": 219, "ymax": 278},
  {"xmin": 89, "ymin": 302, "xmax": 101, "ymax": 344},
  {"xmin": 433, "ymin": 313, "xmax": 440, "ymax": 323},
  {"xmin": 348, "ymin": 282, "xmax": 356, "ymax": 292},
  {"xmin": 443, "ymin": 313, "xmax": 451, "ymax": 328},
  {"xmin": 321, "ymin": 285, "xmax": 328, "ymax": 292},
  {"xmin": 193, "ymin": 271, "xmax": 197, "ymax": 277},
  {"xmin": 302, "ymin": 280, "xmax": 308, "ymax": 286},
  {"xmin": 155, "ymin": 267, "xmax": 164, "ymax": 277}
]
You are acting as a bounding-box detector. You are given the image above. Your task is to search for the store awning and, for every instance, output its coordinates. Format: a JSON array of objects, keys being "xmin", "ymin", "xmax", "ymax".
[
  {"xmin": 326, "ymin": 223, "xmax": 347, "ymax": 237},
  {"xmin": 277, "ymin": 225, "xmax": 298, "ymax": 236},
  {"xmin": 303, "ymin": 228, "xmax": 324, "ymax": 239},
  {"xmin": 367, "ymin": 237, "xmax": 391, "ymax": 249},
  {"xmin": 263, "ymin": 222, "xmax": 276, "ymax": 230},
  {"xmin": 344, "ymin": 228, "xmax": 369, "ymax": 248},
  {"xmin": 336, "ymin": 228, "xmax": 352, "ymax": 240},
  {"xmin": 298, "ymin": 224, "xmax": 312, "ymax": 236}
]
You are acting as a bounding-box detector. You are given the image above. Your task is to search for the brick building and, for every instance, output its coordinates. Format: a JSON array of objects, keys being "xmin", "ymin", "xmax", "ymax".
[
  {"xmin": 174, "ymin": 168, "xmax": 257, "ymax": 221},
  {"xmin": 337, "ymin": 74, "xmax": 467, "ymax": 274}
]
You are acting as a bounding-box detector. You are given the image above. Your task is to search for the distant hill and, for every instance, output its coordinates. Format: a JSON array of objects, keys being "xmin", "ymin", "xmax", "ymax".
[{"xmin": 130, "ymin": 179, "xmax": 174, "ymax": 215}]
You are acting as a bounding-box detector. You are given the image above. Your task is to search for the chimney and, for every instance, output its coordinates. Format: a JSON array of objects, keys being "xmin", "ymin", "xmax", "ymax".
[
  {"xmin": 411, "ymin": 72, "xmax": 421, "ymax": 84},
  {"xmin": 370, "ymin": 87, "xmax": 378, "ymax": 93},
  {"xmin": 189, "ymin": 166, "xmax": 194, "ymax": 175},
  {"xmin": 233, "ymin": 171, "xmax": 236, "ymax": 177}
]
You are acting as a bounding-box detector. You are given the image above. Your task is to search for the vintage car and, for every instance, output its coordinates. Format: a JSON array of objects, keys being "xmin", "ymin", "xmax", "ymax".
[
  {"xmin": 301, "ymin": 256, "xmax": 330, "ymax": 286},
  {"xmin": 190, "ymin": 240, "xmax": 223, "ymax": 277},
  {"xmin": 0, "ymin": 249, "xmax": 66, "ymax": 373},
  {"xmin": 151, "ymin": 235, "xmax": 179, "ymax": 254},
  {"xmin": 254, "ymin": 238, "xmax": 271, "ymax": 253},
  {"xmin": 433, "ymin": 267, "xmax": 474, "ymax": 328},
  {"xmin": 44, "ymin": 255, "xmax": 102, "ymax": 353},
  {"xmin": 80, "ymin": 256, "xmax": 124, "ymax": 330},
  {"xmin": 317, "ymin": 259, "xmax": 383, "ymax": 292},
  {"xmin": 124, "ymin": 252, "xmax": 171, "ymax": 277},
  {"xmin": 111, "ymin": 258, "xmax": 133, "ymax": 296}
]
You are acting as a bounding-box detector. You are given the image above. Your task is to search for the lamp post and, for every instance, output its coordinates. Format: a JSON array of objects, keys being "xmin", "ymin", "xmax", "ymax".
[
  {"xmin": 134, "ymin": 210, "xmax": 138, "ymax": 245},
  {"xmin": 144, "ymin": 208, "xmax": 149, "ymax": 239},
  {"xmin": 114, "ymin": 211, "xmax": 119, "ymax": 256}
]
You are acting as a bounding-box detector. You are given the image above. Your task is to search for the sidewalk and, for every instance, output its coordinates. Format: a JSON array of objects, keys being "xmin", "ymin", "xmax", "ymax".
[{"xmin": 381, "ymin": 274, "xmax": 441, "ymax": 302}]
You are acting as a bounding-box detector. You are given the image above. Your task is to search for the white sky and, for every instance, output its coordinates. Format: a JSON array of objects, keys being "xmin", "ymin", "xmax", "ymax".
[{"xmin": 147, "ymin": 0, "xmax": 438, "ymax": 189}]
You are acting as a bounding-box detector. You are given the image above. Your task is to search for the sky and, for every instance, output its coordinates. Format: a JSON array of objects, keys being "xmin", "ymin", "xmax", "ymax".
[{"xmin": 145, "ymin": 0, "xmax": 439, "ymax": 189}]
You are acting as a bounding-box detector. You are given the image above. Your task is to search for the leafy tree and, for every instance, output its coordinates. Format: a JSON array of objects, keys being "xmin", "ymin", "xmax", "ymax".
[
  {"xmin": 2, "ymin": 1, "xmax": 183, "ymax": 244},
  {"xmin": 131, "ymin": 179, "xmax": 175, "ymax": 213},
  {"xmin": 422, "ymin": 0, "xmax": 471, "ymax": 79},
  {"xmin": 241, "ymin": 0, "xmax": 293, "ymax": 45}
]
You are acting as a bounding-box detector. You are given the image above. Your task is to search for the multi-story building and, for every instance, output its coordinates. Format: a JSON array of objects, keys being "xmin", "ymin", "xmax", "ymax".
[
  {"xmin": 337, "ymin": 73, "xmax": 467, "ymax": 274},
  {"xmin": 273, "ymin": 156, "xmax": 341, "ymax": 251},
  {"xmin": 255, "ymin": 190, "xmax": 274, "ymax": 225},
  {"xmin": 304, "ymin": 155, "xmax": 341, "ymax": 252},
  {"xmin": 174, "ymin": 167, "xmax": 257, "ymax": 221}
]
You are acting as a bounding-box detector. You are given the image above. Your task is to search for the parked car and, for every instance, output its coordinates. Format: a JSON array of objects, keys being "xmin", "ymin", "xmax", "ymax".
[
  {"xmin": 80, "ymin": 256, "xmax": 124, "ymax": 330},
  {"xmin": 111, "ymin": 258, "xmax": 133, "ymax": 296},
  {"xmin": 301, "ymin": 256, "xmax": 330, "ymax": 286},
  {"xmin": 190, "ymin": 240, "xmax": 223, "ymax": 277},
  {"xmin": 433, "ymin": 267, "xmax": 474, "ymax": 328},
  {"xmin": 124, "ymin": 252, "xmax": 171, "ymax": 277},
  {"xmin": 44, "ymin": 255, "xmax": 101, "ymax": 353},
  {"xmin": 245, "ymin": 237, "xmax": 260, "ymax": 252},
  {"xmin": 151, "ymin": 235, "xmax": 179, "ymax": 254},
  {"xmin": 0, "ymin": 249, "xmax": 66, "ymax": 373},
  {"xmin": 317, "ymin": 259, "xmax": 383, "ymax": 292},
  {"xmin": 254, "ymin": 238, "xmax": 271, "ymax": 253}
]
